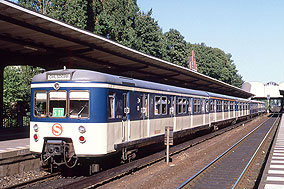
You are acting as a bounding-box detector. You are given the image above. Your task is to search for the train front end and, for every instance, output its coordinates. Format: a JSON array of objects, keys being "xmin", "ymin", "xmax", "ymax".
[{"xmin": 29, "ymin": 69, "xmax": 109, "ymax": 172}]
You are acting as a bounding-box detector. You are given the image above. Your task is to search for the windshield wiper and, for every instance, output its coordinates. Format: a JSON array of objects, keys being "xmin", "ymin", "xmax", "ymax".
[{"xmin": 77, "ymin": 104, "xmax": 87, "ymax": 116}]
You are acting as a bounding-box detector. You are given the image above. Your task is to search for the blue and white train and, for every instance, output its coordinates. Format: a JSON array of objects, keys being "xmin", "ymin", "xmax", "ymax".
[{"xmin": 30, "ymin": 69, "xmax": 265, "ymax": 172}]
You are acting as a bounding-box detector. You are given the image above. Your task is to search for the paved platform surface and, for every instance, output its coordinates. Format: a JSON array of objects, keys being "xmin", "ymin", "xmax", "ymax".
[
  {"xmin": 0, "ymin": 138, "xmax": 29, "ymax": 153},
  {"xmin": 260, "ymin": 113, "xmax": 284, "ymax": 189},
  {"xmin": 0, "ymin": 127, "xmax": 30, "ymax": 159}
]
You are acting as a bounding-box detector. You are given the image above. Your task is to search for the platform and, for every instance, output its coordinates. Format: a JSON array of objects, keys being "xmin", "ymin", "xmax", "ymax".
[
  {"xmin": 0, "ymin": 138, "xmax": 29, "ymax": 159},
  {"xmin": 260, "ymin": 114, "xmax": 284, "ymax": 188}
]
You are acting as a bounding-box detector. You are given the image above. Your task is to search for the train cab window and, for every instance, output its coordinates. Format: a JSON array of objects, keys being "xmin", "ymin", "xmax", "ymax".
[
  {"xmin": 49, "ymin": 91, "xmax": 67, "ymax": 118},
  {"xmin": 34, "ymin": 91, "xmax": 47, "ymax": 117},
  {"xmin": 108, "ymin": 92, "xmax": 115, "ymax": 119},
  {"xmin": 69, "ymin": 91, "xmax": 90, "ymax": 119}
]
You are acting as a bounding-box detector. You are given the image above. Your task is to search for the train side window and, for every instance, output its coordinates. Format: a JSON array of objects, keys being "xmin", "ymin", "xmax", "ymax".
[
  {"xmin": 162, "ymin": 96, "xmax": 167, "ymax": 115},
  {"xmin": 69, "ymin": 91, "xmax": 90, "ymax": 119},
  {"xmin": 230, "ymin": 102, "xmax": 235, "ymax": 111},
  {"xmin": 182, "ymin": 98, "xmax": 187, "ymax": 113},
  {"xmin": 224, "ymin": 101, "xmax": 228, "ymax": 111},
  {"xmin": 210, "ymin": 99, "xmax": 215, "ymax": 112},
  {"xmin": 194, "ymin": 99, "xmax": 200, "ymax": 113},
  {"xmin": 178, "ymin": 98, "xmax": 183, "ymax": 114},
  {"xmin": 155, "ymin": 96, "xmax": 161, "ymax": 115},
  {"xmin": 141, "ymin": 94, "xmax": 148, "ymax": 117},
  {"xmin": 205, "ymin": 99, "xmax": 209, "ymax": 113},
  {"xmin": 49, "ymin": 90, "xmax": 67, "ymax": 118},
  {"xmin": 217, "ymin": 100, "xmax": 222, "ymax": 112},
  {"xmin": 108, "ymin": 92, "xmax": 115, "ymax": 119},
  {"xmin": 34, "ymin": 91, "xmax": 47, "ymax": 118},
  {"xmin": 188, "ymin": 98, "xmax": 192, "ymax": 114}
]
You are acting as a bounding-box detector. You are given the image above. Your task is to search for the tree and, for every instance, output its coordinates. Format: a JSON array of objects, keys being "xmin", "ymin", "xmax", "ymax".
[
  {"xmin": 17, "ymin": 0, "xmax": 244, "ymax": 88},
  {"xmin": 164, "ymin": 29, "xmax": 188, "ymax": 67},
  {"xmin": 19, "ymin": 0, "xmax": 89, "ymax": 30},
  {"xmin": 132, "ymin": 10, "xmax": 166, "ymax": 59},
  {"xmin": 3, "ymin": 66, "xmax": 41, "ymax": 112},
  {"xmin": 188, "ymin": 43, "xmax": 244, "ymax": 87},
  {"xmin": 94, "ymin": 0, "xmax": 139, "ymax": 47}
]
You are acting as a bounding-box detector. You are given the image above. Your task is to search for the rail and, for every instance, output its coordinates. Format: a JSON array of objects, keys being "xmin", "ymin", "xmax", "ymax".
[{"xmin": 177, "ymin": 114, "xmax": 279, "ymax": 188}]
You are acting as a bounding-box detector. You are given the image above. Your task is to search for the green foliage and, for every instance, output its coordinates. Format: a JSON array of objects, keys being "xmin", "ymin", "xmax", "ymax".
[
  {"xmin": 133, "ymin": 10, "xmax": 166, "ymax": 59},
  {"xmin": 94, "ymin": 0, "xmax": 139, "ymax": 47},
  {"xmin": 17, "ymin": 0, "xmax": 244, "ymax": 87},
  {"xmin": 188, "ymin": 43, "xmax": 243, "ymax": 87},
  {"xmin": 3, "ymin": 66, "xmax": 41, "ymax": 110},
  {"xmin": 164, "ymin": 29, "xmax": 188, "ymax": 67}
]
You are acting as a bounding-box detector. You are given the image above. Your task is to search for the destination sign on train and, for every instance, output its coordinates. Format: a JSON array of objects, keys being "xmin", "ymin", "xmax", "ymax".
[{"xmin": 47, "ymin": 73, "xmax": 71, "ymax": 81}]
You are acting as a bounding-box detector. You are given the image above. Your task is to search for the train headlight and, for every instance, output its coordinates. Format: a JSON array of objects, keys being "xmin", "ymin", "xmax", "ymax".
[
  {"xmin": 78, "ymin": 126, "xmax": 86, "ymax": 134},
  {"xmin": 79, "ymin": 136, "xmax": 86, "ymax": 143},
  {"xmin": 34, "ymin": 134, "xmax": 39, "ymax": 142},
  {"xmin": 33, "ymin": 124, "xmax": 39, "ymax": 132}
]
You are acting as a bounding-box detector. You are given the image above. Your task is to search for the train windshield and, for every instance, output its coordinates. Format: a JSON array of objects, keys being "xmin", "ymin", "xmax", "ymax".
[
  {"xmin": 34, "ymin": 91, "xmax": 47, "ymax": 117},
  {"xmin": 49, "ymin": 91, "xmax": 67, "ymax": 118},
  {"xmin": 69, "ymin": 91, "xmax": 90, "ymax": 118}
]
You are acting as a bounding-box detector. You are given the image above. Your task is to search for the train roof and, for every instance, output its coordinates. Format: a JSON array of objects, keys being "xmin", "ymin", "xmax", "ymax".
[{"xmin": 32, "ymin": 69, "xmax": 210, "ymax": 97}]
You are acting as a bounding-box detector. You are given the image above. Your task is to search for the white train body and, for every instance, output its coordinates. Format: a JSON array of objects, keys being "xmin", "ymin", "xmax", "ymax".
[{"xmin": 29, "ymin": 69, "xmax": 265, "ymax": 170}]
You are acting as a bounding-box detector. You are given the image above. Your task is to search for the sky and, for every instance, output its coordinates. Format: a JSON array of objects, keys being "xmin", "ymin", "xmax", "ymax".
[{"xmin": 137, "ymin": 0, "xmax": 284, "ymax": 84}]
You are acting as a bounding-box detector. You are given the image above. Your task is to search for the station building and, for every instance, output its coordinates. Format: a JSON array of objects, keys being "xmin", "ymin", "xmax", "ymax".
[{"xmin": 242, "ymin": 81, "xmax": 284, "ymax": 112}]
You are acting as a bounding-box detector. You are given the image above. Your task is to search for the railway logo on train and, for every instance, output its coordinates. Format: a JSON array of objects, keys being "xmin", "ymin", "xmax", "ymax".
[{"xmin": 52, "ymin": 123, "xmax": 63, "ymax": 136}]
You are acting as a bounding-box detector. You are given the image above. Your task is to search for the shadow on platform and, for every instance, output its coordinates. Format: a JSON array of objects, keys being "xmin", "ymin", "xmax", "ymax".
[{"xmin": 0, "ymin": 126, "xmax": 29, "ymax": 141}]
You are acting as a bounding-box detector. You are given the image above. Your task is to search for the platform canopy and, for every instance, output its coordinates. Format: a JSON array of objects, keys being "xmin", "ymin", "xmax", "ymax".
[{"xmin": 0, "ymin": 0, "xmax": 253, "ymax": 98}]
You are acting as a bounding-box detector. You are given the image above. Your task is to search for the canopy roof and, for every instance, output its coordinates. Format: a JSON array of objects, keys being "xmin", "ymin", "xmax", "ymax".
[{"xmin": 0, "ymin": 0, "xmax": 253, "ymax": 98}]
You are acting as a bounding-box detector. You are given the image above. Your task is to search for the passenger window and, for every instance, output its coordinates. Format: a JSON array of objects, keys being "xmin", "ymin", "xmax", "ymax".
[
  {"xmin": 140, "ymin": 94, "xmax": 148, "ymax": 117},
  {"xmin": 69, "ymin": 91, "xmax": 90, "ymax": 118},
  {"xmin": 194, "ymin": 99, "xmax": 200, "ymax": 113},
  {"xmin": 161, "ymin": 96, "xmax": 167, "ymax": 115},
  {"xmin": 188, "ymin": 98, "xmax": 192, "ymax": 114},
  {"xmin": 182, "ymin": 98, "xmax": 187, "ymax": 113},
  {"xmin": 34, "ymin": 91, "xmax": 47, "ymax": 117},
  {"xmin": 108, "ymin": 92, "xmax": 115, "ymax": 119},
  {"xmin": 210, "ymin": 100, "xmax": 215, "ymax": 112},
  {"xmin": 49, "ymin": 91, "xmax": 67, "ymax": 118},
  {"xmin": 145, "ymin": 96, "xmax": 149, "ymax": 117},
  {"xmin": 205, "ymin": 100, "xmax": 209, "ymax": 112},
  {"xmin": 155, "ymin": 96, "xmax": 161, "ymax": 115},
  {"xmin": 224, "ymin": 101, "xmax": 228, "ymax": 111},
  {"xmin": 217, "ymin": 100, "xmax": 222, "ymax": 112},
  {"xmin": 178, "ymin": 98, "xmax": 183, "ymax": 114}
]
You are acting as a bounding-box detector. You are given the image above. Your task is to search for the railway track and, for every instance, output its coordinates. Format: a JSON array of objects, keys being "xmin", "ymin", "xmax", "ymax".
[
  {"xmin": 53, "ymin": 115, "xmax": 269, "ymax": 189},
  {"xmin": 4, "ymin": 172, "xmax": 60, "ymax": 189},
  {"xmin": 1, "ymin": 115, "xmax": 268, "ymax": 188},
  {"xmin": 177, "ymin": 113, "xmax": 281, "ymax": 189}
]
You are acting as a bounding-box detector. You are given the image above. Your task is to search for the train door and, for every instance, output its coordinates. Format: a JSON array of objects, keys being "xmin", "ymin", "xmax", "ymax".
[
  {"xmin": 170, "ymin": 96, "xmax": 176, "ymax": 131},
  {"xmin": 140, "ymin": 94, "xmax": 148, "ymax": 138},
  {"xmin": 205, "ymin": 99, "xmax": 210, "ymax": 126},
  {"xmin": 122, "ymin": 92, "xmax": 130, "ymax": 142}
]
